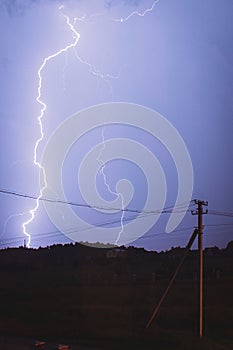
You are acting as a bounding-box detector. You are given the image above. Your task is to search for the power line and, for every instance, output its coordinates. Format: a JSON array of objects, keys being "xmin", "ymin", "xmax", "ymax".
[
  {"xmin": 0, "ymin": 210, "xmax": 159, "ymax": 246},
  {"xmin": 0, "ymin": 187, "xmax": 195, "ymax": 248},
  {"xmin": 1, "ymin": 188, "xmax": 233, "ymax": 248},
  {"xmin": 0, "ymin": 225, "xmax": 196, "ymax": 248},
  {"xmin": 1, "ymin": 220, "xmax": 232, "ymax": 248},
  {"xmin": 0, "ymin": 188, "xmax": 194, "ymax": 215},
  {"xmin": 208, "ymin": 210, "xmax": 233, "ymax": 218},
  {"xmin": 205, "ymin": 223, "xmax": 233, "ymax": 227}
]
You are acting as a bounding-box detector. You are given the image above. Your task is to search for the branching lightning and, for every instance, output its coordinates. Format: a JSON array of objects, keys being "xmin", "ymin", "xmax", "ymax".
[
  {"xmin": 97, "ymin": 129, "xmax": 125, "ymax": 245},
  {"xmin": 95, "ymin": 0, "xmax": 160, "ymax": 245},
  {"xmin": 71, "ymin": 14, "xmax": 118, "ymax": 94},
  {"xmin": 113, "ymin": 0, "xmax": 159, "ymax": 23},
  {"xmin": 73, "ymin": 49, "xmax": 118, "ymax": 95},
  {"xmin": 22, "ymin": 6, "xmax": 81, "ymax": 247},
  {"xmin": 20, "ymin": 5, "xmax": 118, "ymax": 248},
  {"xmin": 19, "ymin": 1, "xmax": 159, "ymax": 248}
]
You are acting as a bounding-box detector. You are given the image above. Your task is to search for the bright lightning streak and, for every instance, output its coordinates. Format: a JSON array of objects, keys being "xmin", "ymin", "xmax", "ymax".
[
  {"xmin": 113, "ymin": 0, "xmax": 159, "ymax": 23},
  {"xmin": 96, "ymin": 1, "xmax": 160, "ymax": 245},
  {"xmin": 97, "ymin": 129, "xmax": 125, "ymax": 245},
  {"xmin": 20, "ymin": 0, "xmax": 159, "ymax": 248},
  {"xmin": 22, "ymin": 7, "xmax": 81, "ymax": 247}
]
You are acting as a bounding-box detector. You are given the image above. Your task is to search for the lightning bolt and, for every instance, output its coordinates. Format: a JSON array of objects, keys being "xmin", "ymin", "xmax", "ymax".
[
  {"xmin": 22, "ymin": 6, "xmax": 81, "ymax": 247},
  {"xmin": 19, "ymin": 1, "xmax": 159, "ymax": 248},
  {"xmin": 113, "ymin": 0, "xmax": 159, "ymax": 23},
  {"xmin": 97, "ymin": 129, "xmax": 125, "ymax": 245},
  {"xmin": 95, "ymin": 1, "xmax": 160, "ymax": 245},
  {"xmin": 20, "ymin": 6, "xmax": 118, "ymax": 248},
  {"xmin": 95, "ymin": 1, "xmax": 160, "ymax": 244}
]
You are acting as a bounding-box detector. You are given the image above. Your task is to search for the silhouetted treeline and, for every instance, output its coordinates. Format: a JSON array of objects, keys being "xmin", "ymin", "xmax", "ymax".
[
  {"xmin": 0, "ymin": 241, "xmax": 232, "ymax": 283},
  {"xmin": 0, "ymin": 241, "xmax": 232, "ymax": 346}
]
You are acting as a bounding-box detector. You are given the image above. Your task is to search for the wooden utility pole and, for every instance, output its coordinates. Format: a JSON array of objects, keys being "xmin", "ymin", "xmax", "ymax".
[
  {"xmin": 146, "ymin": 199, "xmax": 208, "ymax": 337},
  {"xmin": 192, "ymin": 199, "xmax": 208, "ymax": 338}
]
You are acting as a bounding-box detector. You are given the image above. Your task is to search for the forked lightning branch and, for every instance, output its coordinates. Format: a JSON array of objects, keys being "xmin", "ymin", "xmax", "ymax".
[{"xmin": 21, "ymin": 1, "xmax": 161, "ymax": 247}]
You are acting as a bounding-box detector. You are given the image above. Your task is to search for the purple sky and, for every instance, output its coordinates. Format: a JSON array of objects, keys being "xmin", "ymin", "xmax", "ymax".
[{"xmin": 0, "ymin": 0, "xmax": 233, "ymax": 251}]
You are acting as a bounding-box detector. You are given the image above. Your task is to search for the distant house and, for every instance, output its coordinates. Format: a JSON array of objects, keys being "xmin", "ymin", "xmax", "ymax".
[{"xmin": 106, "ymin": 248, "xmax": 126, "ymax": 259}]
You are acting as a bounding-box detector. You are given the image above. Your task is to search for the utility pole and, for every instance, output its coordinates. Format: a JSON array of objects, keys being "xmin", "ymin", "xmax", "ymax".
[{"xmin": 191, "ymin": 199, "xmax": 208, "ymax": 338}]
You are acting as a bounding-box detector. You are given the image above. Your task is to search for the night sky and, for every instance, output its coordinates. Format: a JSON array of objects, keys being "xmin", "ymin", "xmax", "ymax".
[{"xmin": 0, "ymin": 0, "xmax": 233, "ymax": 251}]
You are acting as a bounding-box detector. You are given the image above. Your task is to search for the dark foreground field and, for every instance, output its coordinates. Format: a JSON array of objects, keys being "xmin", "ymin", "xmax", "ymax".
[{"xmin": 0, "ymin": 243, "xmax": 232, "ymax": 349}]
